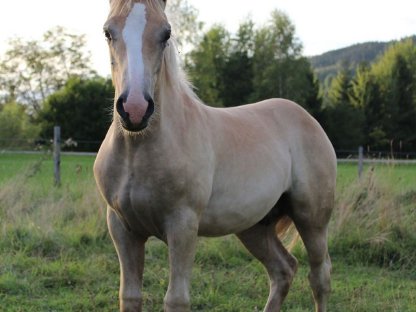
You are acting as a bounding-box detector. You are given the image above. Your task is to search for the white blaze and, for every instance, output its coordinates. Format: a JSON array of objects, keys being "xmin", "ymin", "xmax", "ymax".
[{"xmin": 123, "ymin": 3, "xmax": 147, "ymax": 99}]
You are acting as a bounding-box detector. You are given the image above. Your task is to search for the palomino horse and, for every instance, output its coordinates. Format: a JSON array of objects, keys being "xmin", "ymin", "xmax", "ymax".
[{"xmin": 94, "ymin": 1, "xmax": 337, "ymax": 311}]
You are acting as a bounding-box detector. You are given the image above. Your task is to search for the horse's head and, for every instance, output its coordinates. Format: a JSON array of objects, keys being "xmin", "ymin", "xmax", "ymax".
[{"xmin": 105, "ymin": 0, "xmax": 170, "ymax": 132}]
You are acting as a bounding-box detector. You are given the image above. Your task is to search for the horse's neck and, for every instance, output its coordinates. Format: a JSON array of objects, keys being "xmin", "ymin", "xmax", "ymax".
[{"xmin": 158, "ymin": 86, "xmax": 202, "ymax": 139}]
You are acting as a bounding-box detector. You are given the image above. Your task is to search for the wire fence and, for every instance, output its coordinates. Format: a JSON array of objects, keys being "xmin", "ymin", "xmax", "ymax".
[
  {"xmin": 2, "ymin": 133, "xmax": 415, "ymax": 188},
  {"xmin": 0, "ymin": 138, "xmax": 102, "ymax": 153},
  {"xmin": 336, "ymin": 149, "xmax": 416, "ymax": 161},
  {"xmin": 1, "ymin": 137, "xmax": 416, "ymax": 162}
]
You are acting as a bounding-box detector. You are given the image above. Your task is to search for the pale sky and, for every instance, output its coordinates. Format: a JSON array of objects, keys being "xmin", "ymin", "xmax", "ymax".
[{"xmin": 0, "ymin": 0, "xmax": 415, "ymax": 77}]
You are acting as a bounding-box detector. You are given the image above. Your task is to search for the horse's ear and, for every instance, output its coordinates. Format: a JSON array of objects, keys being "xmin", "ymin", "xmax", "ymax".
[{"xmin": 159, "ymin": 0, "xmax": 167, "ymax": 10}]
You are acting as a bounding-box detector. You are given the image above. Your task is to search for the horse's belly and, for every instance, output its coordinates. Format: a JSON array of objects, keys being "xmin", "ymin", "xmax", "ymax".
[{"xmin": 198, "ymin": 179, "xmax": 285, "ymax": 236}]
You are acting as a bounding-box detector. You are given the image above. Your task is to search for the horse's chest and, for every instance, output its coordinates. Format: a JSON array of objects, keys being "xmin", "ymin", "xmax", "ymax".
[{"xmin": 95, "ymin": 159, "xmax": 185, "ymax": 237}]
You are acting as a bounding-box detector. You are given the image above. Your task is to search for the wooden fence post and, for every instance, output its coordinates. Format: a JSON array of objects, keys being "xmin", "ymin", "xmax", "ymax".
[
  {"xmin": 358, "ymin": 145, "xmax": 364, "ymax": 178},
  {"xmin": 54, "ymin": 126, "xmax": 61, "ymax": 186}
]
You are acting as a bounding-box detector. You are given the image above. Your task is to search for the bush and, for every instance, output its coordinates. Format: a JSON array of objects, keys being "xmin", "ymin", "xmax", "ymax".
[{"xmin": 0, "ymin": 102, "xmax": 40, "ymax": 150}]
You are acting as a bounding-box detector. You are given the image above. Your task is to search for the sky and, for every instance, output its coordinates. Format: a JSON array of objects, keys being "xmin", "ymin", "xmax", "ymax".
[{"xmin": 0, "ymin": 0, "xmax": 415, "ymax": 77}]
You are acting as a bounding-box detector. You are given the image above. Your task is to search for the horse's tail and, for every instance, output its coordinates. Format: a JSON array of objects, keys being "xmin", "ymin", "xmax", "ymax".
[{"xmin": 275, "ymin": 215, "xmax": 299, "ymax": 251}]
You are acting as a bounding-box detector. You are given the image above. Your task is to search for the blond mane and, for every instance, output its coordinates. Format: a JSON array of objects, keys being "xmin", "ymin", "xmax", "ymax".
[{"xmin": 159, "ymin": 38, "xmax": 201, "ymax": 105}]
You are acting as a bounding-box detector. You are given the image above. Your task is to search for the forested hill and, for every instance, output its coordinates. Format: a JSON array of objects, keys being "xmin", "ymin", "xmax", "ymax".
[{"xmin": 310, "ymin": 35, "xmax": 416, "ymax": 82}]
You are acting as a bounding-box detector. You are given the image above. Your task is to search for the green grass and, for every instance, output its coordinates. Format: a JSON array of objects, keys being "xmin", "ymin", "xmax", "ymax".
[
  {"xmin": 0, "ymin": 152, "xmax": 95, "ymax": 185},
  {"xmin": 1, "ymin": 153, "xmax": 416, "ymax": 311}
]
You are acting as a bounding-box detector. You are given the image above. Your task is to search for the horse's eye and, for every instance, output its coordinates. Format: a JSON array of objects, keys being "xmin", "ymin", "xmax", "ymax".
[
  {"xmin": 104, "ymin": 30, "xmax": 112, "ymax": 42},
  {"xmin": 162, "ymin": 27, "xmax": 171, "ymax": 43}
]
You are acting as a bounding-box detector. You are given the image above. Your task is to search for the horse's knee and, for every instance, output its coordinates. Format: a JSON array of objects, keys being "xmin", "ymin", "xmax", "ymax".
[
  {"xmin": 287, "ymin": 251, "xmax": 298, "ymax": 274},
  {"xmin": 280, "ymin": 253, "xmax": 298, "ymax": 284},
  {"xmin": 272, "ymin": 245, "xmax": 298, "ymax": 280},
  {"xmin": 280, "ymin": 255, "xmax": 298, "ymax": 288}
]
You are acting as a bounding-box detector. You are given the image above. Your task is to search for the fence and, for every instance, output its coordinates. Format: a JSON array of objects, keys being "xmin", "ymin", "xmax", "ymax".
[
  {"xmin": 2, "ymin": 137, "xmax": 416, "ymax": 159},
  {"xmin": 0, "ymin": 137, "xmax": 102, "ymax": 153},
  {"xmin": 2, "ymin": 131, "xmax": 416, "ymax": 186},
  {"xmin": 335, "ymin": 148, "xmax": 416, "ymax": 161}
]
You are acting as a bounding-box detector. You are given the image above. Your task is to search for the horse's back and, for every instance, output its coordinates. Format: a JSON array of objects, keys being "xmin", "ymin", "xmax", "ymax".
[{"xmin": 214, "ymin": 97, "xmax": 335, "ymax": 165}]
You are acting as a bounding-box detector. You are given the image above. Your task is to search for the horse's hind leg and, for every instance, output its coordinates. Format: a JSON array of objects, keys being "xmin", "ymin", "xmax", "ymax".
[
  {"xmin": 237, "ymin": 223, "xmax": 298, "ymax": 312},
  {"xmin": 297, "ymin": 224, "xmax": 331, "ymax": 312},
  {"xmin": 291, "ymin": 198, "xmax": 333, "ymax": 312}
]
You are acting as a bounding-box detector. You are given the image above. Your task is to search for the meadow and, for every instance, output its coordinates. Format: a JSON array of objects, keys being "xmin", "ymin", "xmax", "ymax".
[{"xmin": 0, "ymin": 153, "xmax": 415, "ymax": 311}]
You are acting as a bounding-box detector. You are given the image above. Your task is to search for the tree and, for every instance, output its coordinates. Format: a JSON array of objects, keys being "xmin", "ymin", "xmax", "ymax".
[
  {"xmin": 250, "ymin": 10, "xmax": 316, "ymax": 108},
  {"xmin": 0, "ymin": 27, "xmax": 96, "ymax": 114},
  {"xmin": 186, "ymin": 20, "xmax": 256, "ymax": 107},
  {"xmin": 187, "ymin": 10, "xmax": 322, "ymax": 113},
  {"xmin": 0, "ymin": 102, "xmax": 40, "ymax": 149},
  {"xmin": 220, "ymin": 20, "xmax": 255, "ymax": 106},
  {"xmin": 389, "ymin": 54, "xmax": 416, "ymax": 151},
  {"xmin": 325, "ymin": 67, "xmax": 365, "ymax": 150},
  {"xmin": 39, "ymin": 77, "xmax": 114, "ymax": 151},
  {"xmin": 166, "ymin": 0, "xmax": 203, "ymax": 51},
  {"xmin": 370, "ymin": 39, "xmax": 416, "ymax": 152},
  {"xmin": 350, "ymin": 64, "xmax": 387, "ymax": 150},
  {"xmin": 186, "ymin": 25, "xmax": 231, "ymax": 106},
  {"xmin": 302, "ymin": 68, "xmax": 324, "ymax": 123}
]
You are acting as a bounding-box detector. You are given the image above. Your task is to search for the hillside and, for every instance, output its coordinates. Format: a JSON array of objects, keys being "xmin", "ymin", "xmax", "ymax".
[{"xmin": 309, "ymin": 35, "xmax": 416, "ymax": 82}]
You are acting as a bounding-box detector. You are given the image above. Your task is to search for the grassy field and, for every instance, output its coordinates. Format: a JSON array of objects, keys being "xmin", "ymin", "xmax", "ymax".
[{"xmin": 0, "ymin": 153, "xmax": 415, "ymax": 311}]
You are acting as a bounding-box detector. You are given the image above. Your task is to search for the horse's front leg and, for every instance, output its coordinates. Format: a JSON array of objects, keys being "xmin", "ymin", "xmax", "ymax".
[
  {"xmin": 164, "ymin": 208, "xmax": 199, "ymax": 312},
  {"xmin": 107, "ymin": 207, "xmax": 147, "ymax": 312}
]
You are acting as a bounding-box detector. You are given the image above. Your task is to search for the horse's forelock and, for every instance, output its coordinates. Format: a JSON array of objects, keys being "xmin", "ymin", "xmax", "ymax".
[{"xmin": 109, "ymin": 0, "xmax": 165, "ymax": 18}]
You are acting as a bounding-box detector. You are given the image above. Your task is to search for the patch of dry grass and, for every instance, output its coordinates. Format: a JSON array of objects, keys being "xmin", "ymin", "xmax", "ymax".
[{"xmin": 331, "ymin": 165, "xmax": 416, "ymax": 270}]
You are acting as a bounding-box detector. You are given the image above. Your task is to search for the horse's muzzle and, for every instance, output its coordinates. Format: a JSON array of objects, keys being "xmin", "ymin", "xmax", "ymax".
[{"xmin": 116, "ymin": 94, "xmax": 155, "ymax": 132}]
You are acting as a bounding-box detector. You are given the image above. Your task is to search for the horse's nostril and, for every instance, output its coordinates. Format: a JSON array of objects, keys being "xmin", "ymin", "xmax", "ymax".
[
  {"xmin": 116, "ymin": 96, "xmax": 129, "ymax": 121},
  {"xmin": 143, "ymin": 96, "xmax": 155, "ymax": 120}
]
